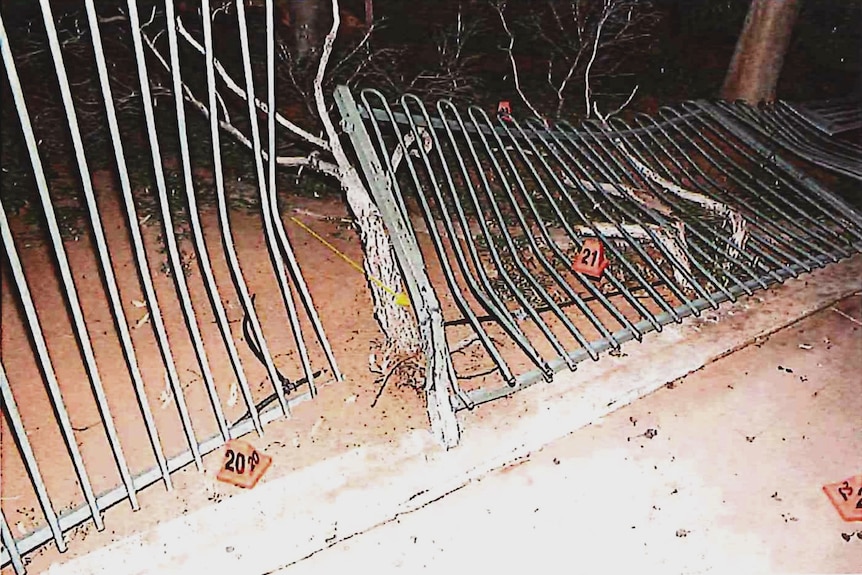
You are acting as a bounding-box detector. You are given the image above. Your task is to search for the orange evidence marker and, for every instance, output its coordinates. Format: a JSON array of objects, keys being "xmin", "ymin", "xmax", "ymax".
[
  {"xmin": 216, "ymin": 439, "xmax": 272, "ymax": 489},
  {"xmin": 497, "ymin": 100, "xmax": 512, "ymax": 120},
  {"xmin": 822, "ymin": 474, "xmax": 862, "ymax": 521},
  {"xmin": 572, "ymin": 238, "xmax": 609, "ymax": 279}
]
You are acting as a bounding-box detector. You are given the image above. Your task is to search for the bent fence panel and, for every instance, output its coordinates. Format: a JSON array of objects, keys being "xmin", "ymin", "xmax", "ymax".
[
  {"xmin": 1, "ymin": 2, "xmax": 338, "ymax": 572},
  {"xmin": 335, "ymin": 87, "xmax": 862, "ymax": 410}
]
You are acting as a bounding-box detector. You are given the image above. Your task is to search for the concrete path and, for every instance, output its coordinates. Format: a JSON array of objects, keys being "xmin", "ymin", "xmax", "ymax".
[
  {"xmin": 40, "ymin": 258, "xmax": 862, "ymax": 575},
  {"xmin": 278, "ymin": 295, "xmax": 862, "ymax": 574}
]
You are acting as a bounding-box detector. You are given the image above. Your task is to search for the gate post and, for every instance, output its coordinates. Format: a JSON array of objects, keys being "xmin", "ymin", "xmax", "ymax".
[{"xmin": 333, "ymin": 86, "xmax": 461, "ymax": 448}]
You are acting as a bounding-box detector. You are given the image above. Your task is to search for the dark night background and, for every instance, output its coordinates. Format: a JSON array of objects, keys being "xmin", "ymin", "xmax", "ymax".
[{"xmin": 1, "ymin": 0, "xmax": 859, "ymax": 212}]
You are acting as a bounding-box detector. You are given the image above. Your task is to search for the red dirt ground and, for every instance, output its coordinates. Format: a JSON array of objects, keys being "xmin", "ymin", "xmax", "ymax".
[
  {"xmin": 1, "ymin": 166, "xmax": 688, "ymax": 573},
  {"xmin": 1, "ymin": 173, "xmax": 433, "ymax": 573}
]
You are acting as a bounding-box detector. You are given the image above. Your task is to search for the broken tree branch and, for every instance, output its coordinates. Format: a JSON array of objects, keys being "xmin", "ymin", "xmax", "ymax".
[
  {"xmin": 171, "ymin": 15, "xmax": 330, "ymax": 150},
  {"xmin": 141, "ymin": 23, "xmax": 338, "ymax": 177}
]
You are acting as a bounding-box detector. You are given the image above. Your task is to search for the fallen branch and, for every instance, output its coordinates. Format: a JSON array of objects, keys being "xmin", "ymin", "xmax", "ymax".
[
  {"xmin": 171, "ymin": 15, "xmax": 330, "ymax": 150},
  {"xmin": 140, "ymin": 25, "xmax": 339, "ymax": 178}
]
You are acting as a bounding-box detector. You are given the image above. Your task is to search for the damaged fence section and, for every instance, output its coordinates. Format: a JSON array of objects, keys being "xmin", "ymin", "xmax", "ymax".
[
  {"xmin": 1, "ymin": 2, "xmax": 340, "ymax": 573},
  {"xmin": 335, "ymin": 88, "xmax": 862, "ymax": 409},
  {"xmin": 714, "ymin": 99, "xmax": 862, "ymax": 181}
]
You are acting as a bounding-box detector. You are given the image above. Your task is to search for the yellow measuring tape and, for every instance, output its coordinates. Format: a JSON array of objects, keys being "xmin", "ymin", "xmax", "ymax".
[{"xmin": 290, "ymin": 216, "xmax": 410, "ymax": 307}]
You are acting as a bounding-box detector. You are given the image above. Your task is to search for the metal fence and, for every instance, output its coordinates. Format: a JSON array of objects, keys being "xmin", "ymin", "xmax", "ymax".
[
  {"xmin": 334, "ymin": 87, "xmax": 862, "ymax": 409},
  {"xmin": 784, "ymin": 97, "xmax": 862, "ymax": 136},
  {"xmin": 3, "ymin": 2, "xmax": 862, "ymax": 573},
  {"xmin": 716, "ymin": 100, "xmax": 862, "ymax": 181},
  {"xmin": 1, "ymin": 1, "xmax": 339, "ymax": 572}
]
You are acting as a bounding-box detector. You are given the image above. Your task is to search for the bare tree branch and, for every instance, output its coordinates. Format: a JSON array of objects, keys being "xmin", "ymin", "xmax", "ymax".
[
  {"xmin": 314, "ymin": 0, "xmax": 345, "ymax": 164},
  {"xmin": 140, "ymin": 21, "xmax": 335, "ymax": 176},
  {"xmin": 584, "ymin": 0, "xmax": 613, "ymax": 117},
  {"xmin": 494, "ymin": 2, "xmax": 544, "ymax": 121},
  {"xmin": 170, "ymin": 15, "xmax": 330, "ymax": 150},
  {"xmin": 592, "ymin": 83, "xmax": 639, "ymax": 121}
]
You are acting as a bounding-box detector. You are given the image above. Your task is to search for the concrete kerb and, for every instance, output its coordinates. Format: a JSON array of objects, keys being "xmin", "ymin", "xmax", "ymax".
[{"xmin": 44, "ymin": 254, "xmax": 862, "ymax": 575}]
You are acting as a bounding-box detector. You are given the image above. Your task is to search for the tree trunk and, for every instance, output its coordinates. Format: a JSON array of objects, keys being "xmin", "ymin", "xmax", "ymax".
[
  {"xmin": 288, "ymin": 0, "xmax": 322, "ymax": 61},
  {"xmin": 721, "ymin": 0, "xmax": 801, "ymax": 104},
  {"xmin": 340, "ymin": 165, "xmax": 460, "ymax": 448},
  {"xmin": 339, "ymin": 167, "xmax": 420, "ymax": 355}
]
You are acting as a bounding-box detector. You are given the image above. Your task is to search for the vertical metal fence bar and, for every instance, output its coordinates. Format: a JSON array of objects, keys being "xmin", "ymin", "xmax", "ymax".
[
  {"xmin": 491, "ymin": 138, "xmax": 639, "ymax": 344},
  {"xmin": 80, "ymin": 0, "xmax": 173, "ymax": 489},
  {"xmin": 3, "ymin": 12, "xmax": 128, "ymax": 521},
  {"xmin": 235, "ymin": 0, "xmax": 312, "ymax": 408},
  {"xmin": 554, "ymin": 121, "xmax": 714, "ymax": 310},
  {"xmin": 29, "ymin": 0, "xmax": 142, "ymax": 510},
  {"xmin": 778, "ymin": 102, "xmax": 862, "ymax": 156},
  {"xmin": 437, "ymin": 101, "xmax": 575, "ymax": 370},
  {"xmin": 0, "ymin": 381, "xmax": 320, "ymax": 570},
  {"xmin": 357, "ymin": 94, "xmax": 420, "ymax": 235},
  {"xmin": 577, "ymin": 119, "xmax": 747, "ymax": 301},
  {"xmin": 693, "ymin": 101, "xmax": 862, "ymax": 236},
  {"xmin": 126, "ymin": 0, "xmax": 203, "ymax": 466},
  {"xmin": 492, "ymin": 119, "xmax": 646, "ymax": 340},
  {"xmin": 598, "ymin": 116, "xmax": 782, "ymax": 286},
  {"xmin": 0, "ymin": 199, "xmax": 103, "ymax": 530},
  {"xmin": 729, "ymin": 102, "xmax": 862, "ymax": 176},
  {"xmin": 334, "ymin": 86, "xmax": 468, "ymax": 426},
  {"xmin": 769, "ymin": 106, "xmax": 859, "ymax": 160},
  {"xmin": 396, "ymin": 95, "xmax": 518, "ymax": 384},
  {"xmin": 361, "ymin": 91, "xmax": 549, "ymax": 377},
  {"xmin": 546, "ymin": 121, "xmax": 701, "ymax": 314},
  {"xmin": 194, "ymin": 0, "xmax": 284, "ymax": 429},
  {"xmin": 1, "ymin": 364, "xmax": 66, "ymax": 553},
  {"xmin": 360, "ymin": 90, "xmax": 550, "ymax": 378},
  {"xmin": 601, "ymin": 118, "xmax": 759, "ymax": 296},
  {"xmin": 265, "ymin": 0, "xmax": 343, "ymax": 387},
  {"xmin": 162, "ymin": 0, "xmax": 262, "ymax": 437},
  {"xmin": 1, "ymin": 512, "xmax": 25, "ymax": 575},
  {"xmin": 612, "ymin": 115, "xmax": 788, "ymax": 288},
  {"xmin": 679, "ymin": 106, "xmax": 853, "ymax": 256},
  {"xmin": 723, "ymin": 103, "xmax": 862, "ymax": 239},
  {"xmin": 165, "ymin": 0, "xmax": 233, "ymax": 441},
  {"xmin": 463, "ymin": 106, "xmax": 600, "ymax": 360},
  {"xmin": 454, "ymin": 106, "xmax": 581, "ymax": 368},
  {"xmin": 648, "ymin": 108, "xmax": 823, "ymax": 271},
  {"xmin": 670, "ymin": 105, "xmax": 858, "ymax": 255}
]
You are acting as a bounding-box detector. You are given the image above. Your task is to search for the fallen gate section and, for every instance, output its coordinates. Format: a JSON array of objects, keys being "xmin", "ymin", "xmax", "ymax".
[
  {"xmin": 333, "ymin": 87, "xmax": 862, "ymax": 410},
  {"xmin": 717, "ymin": 99, "xmax": 862, "ymax": 181},
  {"xmin": 0, "ymin": 2, "xmax": 339, "ymax": 572},
  {"xmin": 784, "ymin": 97, "xmax": 862, "ymax": 136}
]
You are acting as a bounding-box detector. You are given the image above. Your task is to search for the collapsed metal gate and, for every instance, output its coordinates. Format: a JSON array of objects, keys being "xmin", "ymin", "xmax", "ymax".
[
  {"xmin": 2, "ymin": 3, "xmax": 861, "ymax": 572},
  {"xmin": 716, "ymin": 99, "xmax": 862, "ymax": 181},
  {"xmin": 334, "ymin": 87, "xmax": 862, "ymax": 409},
  {"xmin": 0, "ymin": 2, "xmax": 340, "ymax": 573}
]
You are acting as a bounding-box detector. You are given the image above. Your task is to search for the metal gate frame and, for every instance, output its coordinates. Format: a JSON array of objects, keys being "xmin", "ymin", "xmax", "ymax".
[
  {"xmin": 1, "ymin": 1, "xmax": 340, "ymax": 572},
  {"xmin": 334, "ymin": 86, "xmax": 862, "ymax": 410}
]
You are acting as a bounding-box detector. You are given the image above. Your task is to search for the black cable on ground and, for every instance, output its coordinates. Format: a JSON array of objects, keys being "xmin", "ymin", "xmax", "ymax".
[{"xmin": 232, "ymin": 294, "xmax": 322, "ymax": 426}]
